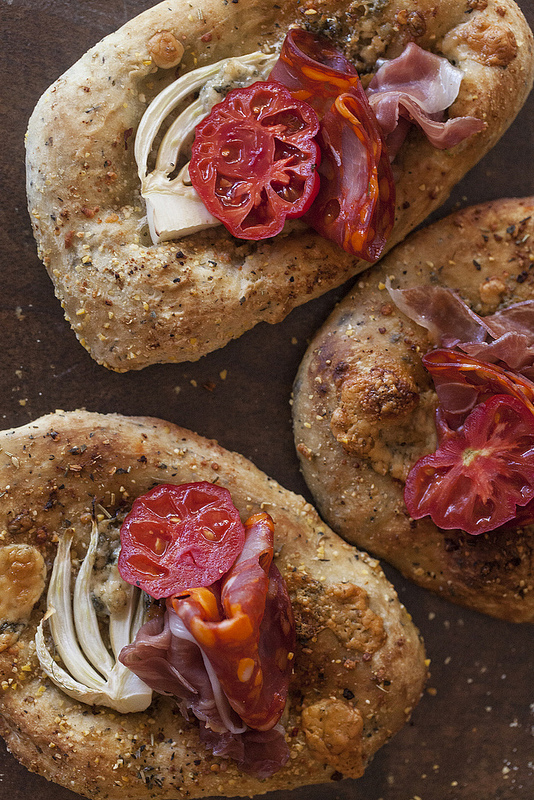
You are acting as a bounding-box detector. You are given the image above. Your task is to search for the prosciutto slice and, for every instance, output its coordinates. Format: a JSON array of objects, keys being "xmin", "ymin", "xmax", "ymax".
[
  {"xmin": 119, "ymin": 609, "xmax": 245, "ymax": 734},
  {"xmin": 119, "ymin": 512, "xmax": 295, "ymax": 777},
  {"xmin": 388, "ymin": 283, "xmax": 534, "ymax": 375},
  {"xmin": 386, "ymin": 282, "xmax": 488, "ymax": 347},
  {"xmin": 199, "ymin": 722, "xmax": 290, "ymax": 779},
  {"xmin": 268, "ymin": 31, "xmax": 484, "ymax": 258},
  {"xmin": 367, "ymin": 43, "xmax": 485, "ymax": 157},
  {"xmin": 170, "ymin": 512, "xmax": 295, "ymax": 731},
  {"xmin": 120, "ymin": 607, "xmax": 290, "ymax": 777},
  {"xmin": 464, "ymin": 302, "xmax": 534, "ymax": 375}
]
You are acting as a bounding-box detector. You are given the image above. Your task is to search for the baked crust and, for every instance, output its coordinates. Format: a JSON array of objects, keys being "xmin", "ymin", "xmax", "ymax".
[
  {"xmin": 25, "ymin": 0, "xmax": 534, "ymax": 371},
  {"xmin": 293, "ymin": 196, "xmax": 534, "ymax": 623},
  {"xmin": 0, "ymin": 410, "xmax": 426, "ymax": 798}
]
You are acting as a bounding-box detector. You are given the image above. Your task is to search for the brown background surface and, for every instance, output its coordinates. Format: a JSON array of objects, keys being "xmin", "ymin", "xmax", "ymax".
[{"xmin": 1, "ymin": 1, "xmax": 534, "ymax": 798}]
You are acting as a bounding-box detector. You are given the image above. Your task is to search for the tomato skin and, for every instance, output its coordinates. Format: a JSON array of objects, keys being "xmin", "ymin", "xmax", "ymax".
[
  {"xmin": 404, "ymin": 395, "xmax": 534, "ymax": 535},
  {"xmin": 118, "ymin": 482, "xmax": 246, "ymax": 599},
  {"xmin": 189, "ymin": 81, "xmax": 320, "ymax": 240}
]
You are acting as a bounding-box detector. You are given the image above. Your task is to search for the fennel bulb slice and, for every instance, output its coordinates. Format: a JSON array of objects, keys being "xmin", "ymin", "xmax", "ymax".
[
  {"xmin": 135, "ymin": 51, "xmax": 278, "ymax": 244},
  {"xmin": 35, "ymin": 520, "xmax": 152, "ymax": 713}
]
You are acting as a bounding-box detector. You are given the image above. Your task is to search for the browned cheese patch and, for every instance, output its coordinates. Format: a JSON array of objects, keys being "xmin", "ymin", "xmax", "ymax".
[
  {"xmin": 147, "ymin": 30, "xmax": 185, "ymax": 68},
  {"xmin": 331, "ymin": 365, "xmax": 420, "ymax": 456},
  {"xmin": 456, "ymin": 17, "xmax": 518, "ymax": 66},
  {"xmin": 301, "ymin": 698, "xmax": 365, "ymax": 778}
]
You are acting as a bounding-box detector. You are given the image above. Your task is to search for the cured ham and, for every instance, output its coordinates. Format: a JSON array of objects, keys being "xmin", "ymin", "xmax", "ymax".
[
  {"xmin": 386, "ymin": 282, "xmax": 488, "ymax": 347},
  {"xmin": 270, "ymin": 27, "xmax": 395, "ymax": 260},
  {"xmin": 389, "ymin": 284, "xmax": 534, "ymax": 533},
  {"xmin": 199, "ymin": 722, "xmax": 290, "ymax": 780},
  {"xmin": 119, "ymin": 610, "xmax": 245, "ymax": 732},
  {"xmin": 423, "ymin": 349, "xmax": 534, "ymax": 428},
  {"xmin": 119, "ymin": 512, "xmax": 295, "ymax": 777},
  {"xmin": 388, "ymin": 283, "xmax": 534, "ymax": 376},
  {"xmin": 120, "ymin": 608, "xmax": 291, "ymax": 777},
  {"xmin": 268, "ymin": 31, "xmax": 484, "ymax": 259},
  {"xmin": 169, "ymin": 513, "xmax": 294, "ymax": 732},
  {"xmin": 367, "ymin": 43, "xmax": 485, "ymax": 157},
  {"xmin": 309, "ymin": 90, "xmax": 394, "ymax": 260},
  {"xmin": 463, "ymin": 302, "xmax": 534, "ymax": 375}
]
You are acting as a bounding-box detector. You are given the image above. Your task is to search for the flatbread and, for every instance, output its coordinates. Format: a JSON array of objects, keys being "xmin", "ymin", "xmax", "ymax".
[
  {"xmin": 25, "ymin": 0, "xmax": 534, "ymax": 370},
  {"xmin": 0, "ymin": 409, "xmax": 426, "ymax": 799},
  {"xmin": 293, "ymin": 196, "xmax": 534, "ymax": 623}
]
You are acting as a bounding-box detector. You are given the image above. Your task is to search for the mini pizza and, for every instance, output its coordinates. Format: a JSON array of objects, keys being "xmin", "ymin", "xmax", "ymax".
[
  {"xmin": 26, "ymin": 0, "xmax": 533, "ymax": 370},
  {"xmin": 293, "ymin": 196, "xmax": 534, "ymax": 623},
  {"xmin": 0, "ymin": 410, "xmax": 426, "ymax": 799}
]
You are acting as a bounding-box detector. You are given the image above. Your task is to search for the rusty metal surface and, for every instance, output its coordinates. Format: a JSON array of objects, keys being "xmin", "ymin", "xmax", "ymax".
[{"xmin": 0, "ymin": 1, "xmax": 533, "ymax": 798}]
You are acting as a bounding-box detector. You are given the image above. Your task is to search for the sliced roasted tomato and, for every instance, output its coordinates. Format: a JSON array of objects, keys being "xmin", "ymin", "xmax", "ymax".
[
  {"xmin": 506, "ymin": 496, "xmax": 534, "ymax": 528},
  {"xmin": 189, "ymin": 81, "xmax": 320, "ymax": 240},
  {"xmin": 404, "ymin": 394, "xmax": 534, "ymax": 535},
  {"xmin": 270, "ymin": 28, "xmax": 395, "ymax": 260},
  {"xmin": 118, "ymin": 482, "xmax": 245, "ymax": 598},
  {"xmin": 423, "ymin": 349, "xmax": 534, "ymax": 427}
]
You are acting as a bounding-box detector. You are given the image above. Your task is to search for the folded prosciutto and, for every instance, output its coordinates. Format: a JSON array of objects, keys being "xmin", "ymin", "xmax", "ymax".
[
  {"xmin": 367, "ymin": 43, "xmax": 485, "ymax": 157},
  {"xmin": 388, "ymin": 283, "xmax": 534, "ymax": 379},
  {"xmin": 268, "ymin": 30, "xmax": 484, "ymax": 259},
  {"xmin": 389, "ymin": 283, "xmax": 534, "ymax": 534},
  {"xmin": 120, "ymin": 512, "xmax": 295, "ymax": 777}
]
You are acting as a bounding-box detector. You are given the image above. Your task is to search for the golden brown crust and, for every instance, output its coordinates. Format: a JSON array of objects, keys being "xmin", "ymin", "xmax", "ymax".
[
  {"xmin": 0, "ymin": 410, "xmax": 426, "ymax": 799},
  {"xmin": 293, "ymin": 196, "xmax": 534, "ymax": 623},
  {"xmin": 301, "ymin": 698, "xmax": 365, "ymax": 776},
  {"xmin": 25, "ymin": 0, "xmax": 534, "ymax": 370}
]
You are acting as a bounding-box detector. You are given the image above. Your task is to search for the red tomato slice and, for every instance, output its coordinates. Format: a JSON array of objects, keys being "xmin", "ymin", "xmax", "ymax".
[
  {"xmin": 118, "ymin": 482, "xmax": 245, "ymax": 598},
  {"xmin": 189, "ymin": 81, "xmax": 320, "ymax": 240},
  {"xmin": 404, "ymin": 394, "xmax": 534, "ymax": 535},
  {"xmin": 507, "ymin": 496, "xmax": 534, "ymax": 527}
]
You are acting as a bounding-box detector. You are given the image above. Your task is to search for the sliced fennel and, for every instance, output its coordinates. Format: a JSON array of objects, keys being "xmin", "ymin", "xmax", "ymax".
[
  {"xmin": 136, "ymin": 51, "xmax": 278, "ymax": 244},
  {"xmin": 35, "ymin": 521, "xmax": 153, "ymax": 713}
]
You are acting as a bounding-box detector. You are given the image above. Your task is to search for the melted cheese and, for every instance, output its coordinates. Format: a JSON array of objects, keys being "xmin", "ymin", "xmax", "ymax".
[{"xmin": 0, "ymin": 544, "xmax": 46, "ymax": 623}]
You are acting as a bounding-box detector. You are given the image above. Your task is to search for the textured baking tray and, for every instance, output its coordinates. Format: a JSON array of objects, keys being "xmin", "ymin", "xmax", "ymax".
[{"xmin": 1, "ymin": 1, "xmax": 533, "ymax": 798}]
